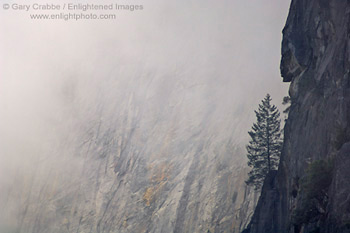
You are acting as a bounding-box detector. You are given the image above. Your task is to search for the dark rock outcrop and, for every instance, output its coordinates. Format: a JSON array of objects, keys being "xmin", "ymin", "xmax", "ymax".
[{"xmin": 244, "ymin": 0, "xmax": 350, "ymax": 232}]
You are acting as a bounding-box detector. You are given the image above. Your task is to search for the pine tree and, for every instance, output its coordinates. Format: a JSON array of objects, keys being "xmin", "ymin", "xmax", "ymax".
[{"xmin": 246, "ymin": 94, "xmax": 282, "ymax": 189}]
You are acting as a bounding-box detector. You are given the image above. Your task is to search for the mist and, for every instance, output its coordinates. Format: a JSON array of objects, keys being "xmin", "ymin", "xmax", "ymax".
[{"xmin": 0, "ymin": 0, "xmax": 291, "ymax": 232}]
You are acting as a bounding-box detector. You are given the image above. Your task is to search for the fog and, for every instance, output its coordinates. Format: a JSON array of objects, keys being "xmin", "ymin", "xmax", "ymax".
[{"xmin": 0, "ymin": 0, "xmax": 290, "ymax": 232}]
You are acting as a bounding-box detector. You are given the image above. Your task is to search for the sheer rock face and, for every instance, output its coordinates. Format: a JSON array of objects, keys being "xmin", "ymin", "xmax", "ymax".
[
  {"xmin": 244, "ymin": 0, "xmax": 350, "ymax": 232},
  {"xmin": 0, "ymin": 73, "xmax": 258, "ymax": 233}
]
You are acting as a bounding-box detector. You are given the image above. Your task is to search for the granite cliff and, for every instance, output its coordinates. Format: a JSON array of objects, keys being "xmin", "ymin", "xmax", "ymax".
[
  {"xmin": 243, "ymin": 0, "xmax": 350, "ymax": 232},
  {"xmin": 0, "ymin": 1, "xmax": 289, "ymax": 232},
  {"xmin": 1, "ymin": 73, "xmax": 259, "ymax": 233}
]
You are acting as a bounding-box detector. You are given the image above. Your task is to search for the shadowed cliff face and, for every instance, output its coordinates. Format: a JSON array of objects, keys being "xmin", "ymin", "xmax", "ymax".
[{"xmin": 244, "ymin": 0, "xmax": 350, "ymax": 232}]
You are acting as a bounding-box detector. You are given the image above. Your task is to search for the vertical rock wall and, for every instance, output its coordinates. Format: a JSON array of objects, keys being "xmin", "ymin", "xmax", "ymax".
[{"xmin": 244, "ymin": 0, "xmax": 350, "ymax": 232}]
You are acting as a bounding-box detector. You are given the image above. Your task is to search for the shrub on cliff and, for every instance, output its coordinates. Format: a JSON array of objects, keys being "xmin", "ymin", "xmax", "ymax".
[{"xmin": 292, "ymin": 159, "xmax": 334, "ymax": 226}]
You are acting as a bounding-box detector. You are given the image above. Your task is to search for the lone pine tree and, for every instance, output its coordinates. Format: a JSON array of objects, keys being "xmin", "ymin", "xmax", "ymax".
[{"xmin": 246, "ymin": 94, "xmax": 282, "ymax": 189}]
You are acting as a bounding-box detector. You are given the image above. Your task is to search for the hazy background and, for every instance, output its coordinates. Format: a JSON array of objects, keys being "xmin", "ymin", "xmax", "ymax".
[
  {"xmin": 0, "ymin": 0, "xmax": 290, "ymax": 155},
  {"xmin": 0, "ymin": 0, "xmax": 291, "ymax": 231}
]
